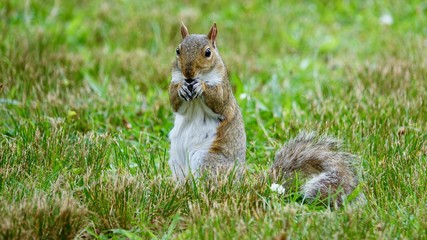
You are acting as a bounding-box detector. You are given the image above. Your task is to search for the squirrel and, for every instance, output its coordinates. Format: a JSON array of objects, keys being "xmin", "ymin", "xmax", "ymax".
[{"xmin": 168, "ymin": 23, "xmax": 361, "ymax": 206}]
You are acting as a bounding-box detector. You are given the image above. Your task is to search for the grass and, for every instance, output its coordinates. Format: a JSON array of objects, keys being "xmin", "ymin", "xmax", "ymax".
[{"xmin": 1, "ymin": 0, "xmax": 426, "ymax": 239}]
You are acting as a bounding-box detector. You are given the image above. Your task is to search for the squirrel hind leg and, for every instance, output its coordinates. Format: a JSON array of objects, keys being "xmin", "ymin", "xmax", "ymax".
[{"xmin": 200, "ymin": 153, "xmax": 246, "ymax": 181}]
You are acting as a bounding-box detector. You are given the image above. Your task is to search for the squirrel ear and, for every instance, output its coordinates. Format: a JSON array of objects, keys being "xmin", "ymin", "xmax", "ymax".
[
  {"xmin": 207, "ymin": 22, "xmax": 217, "ymax": 48},
  {"xmin": 181, "ymin": 22, "xmax": 189, "ymax": 39}
]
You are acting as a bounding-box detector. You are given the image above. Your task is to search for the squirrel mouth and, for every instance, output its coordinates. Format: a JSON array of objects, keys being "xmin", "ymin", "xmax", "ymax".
[{"xmin": 185, "ymin": 78, "xmax": 195, "ymax": 84}]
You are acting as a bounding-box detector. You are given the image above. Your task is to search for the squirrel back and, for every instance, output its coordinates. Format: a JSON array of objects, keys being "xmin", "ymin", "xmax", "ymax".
[{"xmin": 168, "ymin": 23, "xmax": 361, "ymax": 207}]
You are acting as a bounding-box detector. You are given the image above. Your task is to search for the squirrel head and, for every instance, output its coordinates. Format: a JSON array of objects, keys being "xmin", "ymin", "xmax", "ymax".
[{"xmin": 175, "ymin": 23, "xmax": 220, "ymax": 82}]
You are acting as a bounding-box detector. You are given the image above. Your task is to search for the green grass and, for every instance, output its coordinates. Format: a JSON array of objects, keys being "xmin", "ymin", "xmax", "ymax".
[{"xmin": 1, "ymin": 0, "xmax": 426, "ymax": 239}]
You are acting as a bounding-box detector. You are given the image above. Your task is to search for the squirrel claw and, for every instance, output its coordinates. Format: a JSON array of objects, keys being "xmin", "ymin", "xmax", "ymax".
[
  {"xmin": 178, "ymin": 87, "xmax": 192, "ymax": 101},
  {"xmin": 192, "ymin": 81, "xmax": 203, "ymax": 99}
]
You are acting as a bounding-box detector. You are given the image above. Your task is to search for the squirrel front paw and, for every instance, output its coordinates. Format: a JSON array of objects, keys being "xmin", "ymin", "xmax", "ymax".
[
  {"xmin": 177, "ymin": 80, "xmax": 204, "ymax": 101},
  {"xmin": 178, "ymin": 82, "xmax": 193, "ymax": 101},
  {"xmin": 192, "ymin": 80, "xmax": 204, "ymax": 99}
]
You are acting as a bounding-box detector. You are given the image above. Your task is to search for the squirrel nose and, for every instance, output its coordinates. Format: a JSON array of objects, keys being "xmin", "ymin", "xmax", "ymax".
[{"xmin": 183, "ymin": 67, "xmax": 196, "ymax": 80}]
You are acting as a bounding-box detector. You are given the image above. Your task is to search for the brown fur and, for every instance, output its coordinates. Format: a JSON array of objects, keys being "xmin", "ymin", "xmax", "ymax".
[
  {"xmin": 170, "ymin": 23, "xmax": 246, "ymax": 176},
  {"xmin": 169, "ymin": 23, "xmax": 361, "ymax": 206},
  {"xmin": 169, "ymin": 81, "xmax": 184, "ymax": 112}
]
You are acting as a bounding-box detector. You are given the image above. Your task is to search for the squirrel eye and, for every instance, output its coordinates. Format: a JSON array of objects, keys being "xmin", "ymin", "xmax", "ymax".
[
  {"xmin": 176, "ymin": 48, "xmax": 180, "ymax": 55},
  {"xmin": 205, "ymin": 48, "xmax": 211, "ymax": 57}
]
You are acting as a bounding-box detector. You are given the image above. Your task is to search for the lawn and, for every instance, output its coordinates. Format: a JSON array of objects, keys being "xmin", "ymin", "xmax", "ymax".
[{"xmin": 1, "ymin": 0, "xmax": 426, "ymax": 239}]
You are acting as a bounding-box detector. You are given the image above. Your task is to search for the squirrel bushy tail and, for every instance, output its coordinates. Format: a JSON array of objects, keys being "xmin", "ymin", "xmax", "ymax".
[{"xmin": 270, "ymin": 132, "xmax": 359, "ymax": 206}]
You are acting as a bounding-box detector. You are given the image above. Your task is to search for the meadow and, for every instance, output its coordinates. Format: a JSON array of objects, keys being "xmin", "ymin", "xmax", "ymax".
[{"xmin": 1, "ymin": 0, "xmax": 426, "ymax": 239}]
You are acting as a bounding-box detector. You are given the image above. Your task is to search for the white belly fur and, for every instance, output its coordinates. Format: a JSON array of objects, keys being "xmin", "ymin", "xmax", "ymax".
[{"xmin": 169, "ymin": 99, "xmax": 221, "ymax": 181}]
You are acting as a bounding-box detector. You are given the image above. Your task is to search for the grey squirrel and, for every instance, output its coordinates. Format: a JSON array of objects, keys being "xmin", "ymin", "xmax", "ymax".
[{"xmin": 168, "ymin": 23, "xmax": 360, "ymax": 206}]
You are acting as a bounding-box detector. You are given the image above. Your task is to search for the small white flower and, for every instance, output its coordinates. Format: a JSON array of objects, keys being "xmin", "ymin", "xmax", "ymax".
[
  {"xmin": 270, "ymin": 183, "xmax": 286, "ymax": 194},
  {"xmin": 380, "ymin": 14, "xmax": 393, "ymax": 25},
  {"xmin": 239, "ymin": 93, "xmax": 248, "ymax": 100}
]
